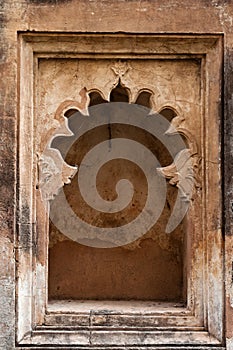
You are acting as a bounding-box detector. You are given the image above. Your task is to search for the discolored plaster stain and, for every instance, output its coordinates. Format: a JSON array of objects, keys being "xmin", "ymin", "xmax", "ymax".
[
  {"xmin": 27, "ymin": 0, "xmax": 73, "ymax": 5},
  {"xmin": 0, "ymin": 118, "xmax": 16, "ymax": 243},
  {"xmin": 226, "ymin": 296, "xmax": 233, "ymax": 338}
]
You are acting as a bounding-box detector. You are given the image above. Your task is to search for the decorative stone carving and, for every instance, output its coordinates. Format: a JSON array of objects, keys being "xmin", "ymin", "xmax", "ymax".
[
  {"xmin": 111, "ymin": 60, "xmax": 132, "ymax": 79},
  {"xmin": 164, "ymin": 113, "xmax": 202, "ymax": 191},
  {"xmin": 157, "ymin": 149, "xmax": 194, "ymax": 203},
  {"xmin": 38, "ymin": 80, "xmax": 201, "ymax": 207},
  {"xmin": 38, "ymin": 148, "xmax": 78, "ymax": 202},
  {"xmin": 38, "ymin": 88, "xmax": 90, "ymax": 202},
  {"xmin": 37, "ymin": 63, "xmax": 202, "ymax": 237}
]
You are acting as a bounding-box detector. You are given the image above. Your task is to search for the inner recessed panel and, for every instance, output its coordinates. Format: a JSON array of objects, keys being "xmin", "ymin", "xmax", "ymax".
[{"xmin": 40, "ymin": 58, "xmax": 201, "ymax": 303}]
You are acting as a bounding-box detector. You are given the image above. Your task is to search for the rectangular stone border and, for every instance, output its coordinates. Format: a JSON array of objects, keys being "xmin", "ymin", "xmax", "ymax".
[{"xmin": 16, "ymin": 33, "xmax": 224, "ymax": 347}]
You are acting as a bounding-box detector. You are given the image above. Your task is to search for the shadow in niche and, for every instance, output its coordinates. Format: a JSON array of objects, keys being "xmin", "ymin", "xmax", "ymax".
[
  {"xmin": 110, "ymin": 82, "xmax": 130, "ymax": 103},
  {"xmin": 89, "ymin": 91, "xmax": 108, "ymax": 106},
  {"xmin": 48, "ymin": 83, "xmax": 187, "ymax": 303},
  {"xmin": 135, "ymin": 91, "xmax": 152, "ymax": 108}
]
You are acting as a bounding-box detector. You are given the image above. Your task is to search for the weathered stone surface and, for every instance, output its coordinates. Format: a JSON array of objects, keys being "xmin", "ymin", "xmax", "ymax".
[
  {"xmin": 15, "ymin": 32, "xmax": 224, "ymax": 348},
  {"xmin": 0, "ymin": 0, "xmax": 232, "ymax": 349}
]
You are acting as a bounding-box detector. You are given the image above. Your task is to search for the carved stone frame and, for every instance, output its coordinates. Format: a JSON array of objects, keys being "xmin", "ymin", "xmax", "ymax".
[{"xmin": 17, "ymin": 33, "xmax": 224, "ymax": 348}]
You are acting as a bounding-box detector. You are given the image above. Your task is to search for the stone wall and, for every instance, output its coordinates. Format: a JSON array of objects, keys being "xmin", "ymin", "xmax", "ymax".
[{"xmin": 0, "ymin": 1, "xmax": 232, "ymax": 349}]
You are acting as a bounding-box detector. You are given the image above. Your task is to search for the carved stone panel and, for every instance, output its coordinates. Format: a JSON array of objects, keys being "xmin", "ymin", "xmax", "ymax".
[{"xmin": 17, "ymin": 34, "xmax": 223, "ymax": 348}]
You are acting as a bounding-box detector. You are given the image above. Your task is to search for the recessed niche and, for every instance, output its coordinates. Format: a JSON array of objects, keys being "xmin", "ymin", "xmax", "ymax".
[{"xmin": 48, "ymin": 86, "xmax": 186, "ymax": 302}]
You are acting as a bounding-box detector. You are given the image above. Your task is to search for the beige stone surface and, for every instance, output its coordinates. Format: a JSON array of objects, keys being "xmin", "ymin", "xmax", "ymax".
[{"xmin": 0, "ymin": 1, "xmax": 232, "ymax": 349}]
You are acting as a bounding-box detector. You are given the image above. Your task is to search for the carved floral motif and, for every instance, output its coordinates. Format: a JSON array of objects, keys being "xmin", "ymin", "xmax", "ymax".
[
  {"xmin": 38, "ymin": 149, "xmax": 78, "ymax": 202},
  {"xmin": 157, "ymin": 149, "xmax": 195, "ymax": 203},
  {"xmin": 38, "ymin": 88, "xmax": 90, "ymax": 202},
  {"xmin": 111, "ymin": 60, "xmax": 131, "ymax": 79},
  {"xmin": 162, "ymin": 114, "xmax": 202, "ymax": 193}
]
